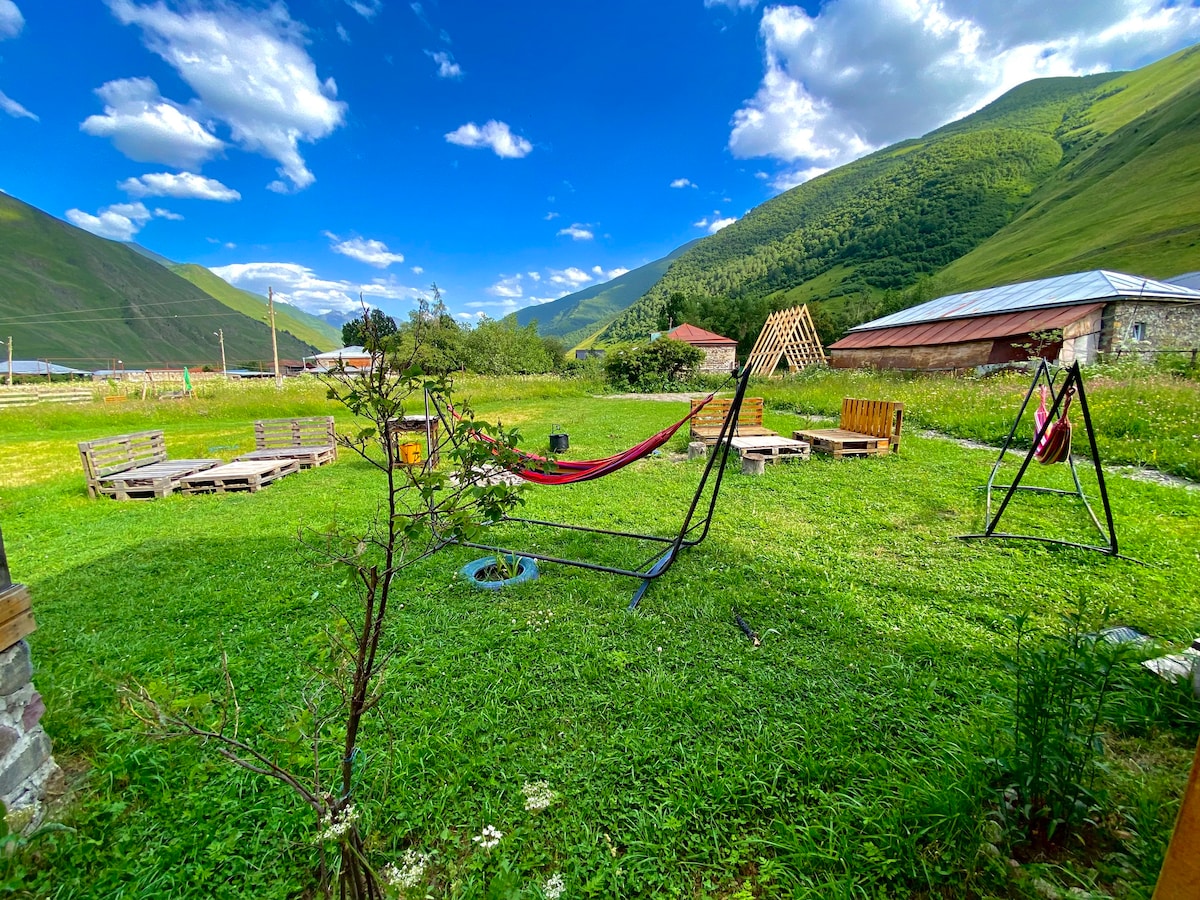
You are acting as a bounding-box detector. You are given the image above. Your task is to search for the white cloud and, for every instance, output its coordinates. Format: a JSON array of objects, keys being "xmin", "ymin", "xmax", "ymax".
[
  {"xmin": 488, "ymin": 274, "xmax": 525, "ymax": 298},
  {"xmin": 444, "ymin": 120, "xmax": 532, "ymax": 158},
  {"xmin": 411, "ymin": 265, "xmax": 424, "ymax": 275},
  {"xmin": 670, "ymin": 178, "xmax": 697, "ymax": 189},
  {"xmin": 336, "ymin": 22, "xmax": 350, "ymax": 42},
  {"xmin": 557, "ymin": 223, "xmax": 594, "ymax": 241},
  {"xmin": 324, "ymin": 232, "xmax": 405, "ymax": 267},
  {"xmin": 153, "ymin": 207, "xmax": 183, "ymax": 221},
  {"xmin": 544, "ymin": 211, "xmax": 559, "ymax": 220},
  {"xmin": 527, "ymin": 271, "xmax": 540, "ymax": 281},
  {"xmin": 548, "ymin": 267, "xmax": 593, "ymax": 287},
  {"xmin": 345, "ymin": 0, "xmax": 382, "ymax": 20},
  {"xmin": 0, "ymin": 0, "xmax": 23, "ymax": 39},
  {"xmin": 771, "ymin": 165, "xmax": 830, "ymax": 192},
  {"xmin": 211, "ymin": 261, "xmax": 424, "ymax": 315},
  {"xmin": 119, "ymin": 171, "xmax": 241, "ymax": 202},
  {"xmin": 707, "ymin": 217, "xmax": 737, "ymax": 233},
  {"xmin": 0, "ymin": 89, "xmax": 35, "ymax": 121},
  {"xmin": 705, "ymin": 0, "xmax": 759, "ymax": 9},
  {"xmin": 81, "ymin": 78, "xmax": 224, "ymax": 169},
  {"xmin": 109, "ymin": 0, "xmax": 346, "ymax": 191},
  {"xmin": 426, "ymin": 50, "xmax": 462, "ymax": 78},
  {"xmin": 730, "ymin": 0, "xmax": 1200, "ymax": 175},
  {"xmin": 592, "ymin": 265, "xmax": 630, "ymax": 280},
  {"xmin": 65, "ymin": 201, "xmax": 155, "ymax": 241}
]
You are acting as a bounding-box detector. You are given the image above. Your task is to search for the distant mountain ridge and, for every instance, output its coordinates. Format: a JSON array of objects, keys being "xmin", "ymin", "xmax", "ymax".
[
  {"xmin": 595, "ymin": 44, "xmax": 1200, "ymax": 348},
  {"xmin": 0, "ymin": 193, "xmax": 318, "ymax": 368},
  {"xmin": 512, "ymin": 240, "xmax": 700, "ymax": 344}
]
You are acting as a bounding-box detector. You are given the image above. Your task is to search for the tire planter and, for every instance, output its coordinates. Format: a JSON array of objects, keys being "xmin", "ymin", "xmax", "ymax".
[{"xmin": 460, "ymin": 555, "xmax": 539, "ymax": 590}]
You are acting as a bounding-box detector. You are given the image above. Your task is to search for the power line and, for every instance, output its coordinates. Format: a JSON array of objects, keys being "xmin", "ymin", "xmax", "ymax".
[
  {"xmin": 0, "ymin": 297, "xmax": 236, "ymax": 323},
  {"xmin": 3, "ymin": 311, "xmax": 256, "ymax": 327}
]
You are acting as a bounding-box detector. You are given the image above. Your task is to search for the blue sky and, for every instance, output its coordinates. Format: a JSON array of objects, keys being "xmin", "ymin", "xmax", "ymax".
[{"xmin": 2, "ymin": 1, "xmax": 1199, "ymax": 324}]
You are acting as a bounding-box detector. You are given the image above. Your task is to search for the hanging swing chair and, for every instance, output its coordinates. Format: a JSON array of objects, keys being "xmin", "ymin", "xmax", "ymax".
[
  {"xmin": 432, "ymin": 364, "xmax": 755, "ymax": 608},
  {"xmin": 959, "ymin": 359, "xmax": 1131, "ymax": 559}
]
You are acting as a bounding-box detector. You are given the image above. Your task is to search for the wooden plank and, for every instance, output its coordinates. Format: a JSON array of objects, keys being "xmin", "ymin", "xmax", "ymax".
[
  {"xmin": 236, "ymin": 445, "xmax": 336, "ymax": 469},
  {"xmin": 179, "ymin": 459, "xmax": 299, "ymax": 494},
  {"xmin": 746, "ymin": 305, "xmax": 827, "ymax": 377},
  {"xmin": 0, "ymin": 583, "xmax": 31, "ymax": 622}
]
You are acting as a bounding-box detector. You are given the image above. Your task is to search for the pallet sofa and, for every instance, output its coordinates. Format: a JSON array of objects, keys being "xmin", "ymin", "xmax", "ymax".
[
  {"xmin": 689, "ymin": 397, "xmax": 776, "ymax": 445},
  {"xmin": 234, "ymin": 416, "xmax": 338, "ymax": 469},
  {"xmin": 794, "ymin": 398, "xmax": 904, "ymax": 458},
  {"xmin": 78, "ymin": 430, "xmax": 221, "ymax": 500}
]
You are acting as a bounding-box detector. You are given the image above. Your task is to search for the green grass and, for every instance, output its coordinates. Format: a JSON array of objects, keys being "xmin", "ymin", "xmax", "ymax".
[{"xmin": 3, "ymin": 373, "xmax": 1198, "ymax": 898}]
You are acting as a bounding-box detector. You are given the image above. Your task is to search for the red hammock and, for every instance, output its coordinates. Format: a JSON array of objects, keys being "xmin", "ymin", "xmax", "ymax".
[{"xmin": 457, "ymin": 391, "xmax": 722, "ymax": 486}]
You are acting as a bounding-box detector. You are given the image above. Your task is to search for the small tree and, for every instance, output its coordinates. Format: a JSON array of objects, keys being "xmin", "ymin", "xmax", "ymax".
[
  {"xmin": 131, "ymin": 309, "xmax": 524, "ymax": 898},
  {"xmin": 604, "ymin": 338, "xmax": 704, "ymax": 391},
  {"xmin": 342, "ymin": 308, "xmax": 398, "ymax": 348}
]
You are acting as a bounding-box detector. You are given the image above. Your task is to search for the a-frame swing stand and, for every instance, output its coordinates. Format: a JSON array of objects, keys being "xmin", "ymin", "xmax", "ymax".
[
  {"xmin": 440, "ymin": 365, "xmax": 755, "ymax": 610},
  {"xmin": 960, "ymin": 360, "xmax": 1128, "ymax": 558}
]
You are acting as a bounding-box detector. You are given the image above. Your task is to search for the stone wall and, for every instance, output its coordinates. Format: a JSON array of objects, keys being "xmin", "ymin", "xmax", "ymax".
[
  {"xmin": 0, "ymin": 530, "xmax": 62, "ymax": 830},
  {"xmin": 698, "ymin": 344, "xmax": 736, "ymax": 373},
  {"xmin": 1102, "ymin": 301, "xmax": 1200, "ymax": 358}
]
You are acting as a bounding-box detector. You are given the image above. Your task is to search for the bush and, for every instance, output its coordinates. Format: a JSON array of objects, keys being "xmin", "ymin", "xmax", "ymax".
[{"xmin": 603, "ymin": 339, "xmax": 704, "ymax": 392}]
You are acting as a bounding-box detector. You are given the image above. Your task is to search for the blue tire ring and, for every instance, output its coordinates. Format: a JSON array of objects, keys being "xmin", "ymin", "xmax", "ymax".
[{"xmin": 460, "ymin": 555, "xmax": 539, "ymax": 590}]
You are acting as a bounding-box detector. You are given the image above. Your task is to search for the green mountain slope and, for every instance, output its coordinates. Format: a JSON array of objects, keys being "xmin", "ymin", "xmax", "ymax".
[
  {"xmin": 512, "ymin": 239, "xmax": 700, "ymax": 342},
  {"xmin": 597, "ymin": 45, "xmax": 1200, "ymax": 347},
  {"xmin": 0, "ymin": 193, "xmax": 317, "ymax": 368},
  {"xmin": 171, "ymin": 263, "xmax": 341, "ymax": 352}
]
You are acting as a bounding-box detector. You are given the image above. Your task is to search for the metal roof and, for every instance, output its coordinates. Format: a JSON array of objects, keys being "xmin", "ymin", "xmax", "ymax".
[
  {"xmin": 1168, "ymin": 271, "xmax": 1200, "ymax": 292},
  {"xmin": 5, "ymin": 360, "xmax": 92, "ymax": 375},
  {"xmin": 830, "ymin": 304, "xmax": 1102, "ymax": 350},
  {"xmin": 850, "ymin": 270, "xmax": 1200, "ymax": 333},
  {"xmin": 665, "ymin": 323, "xmax": 737, "ymax": 345}
]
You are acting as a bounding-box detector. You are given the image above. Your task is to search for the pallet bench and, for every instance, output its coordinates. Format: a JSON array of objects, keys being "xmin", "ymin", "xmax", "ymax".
[
  {"xmin": 690, "ymin": 397, "xmax": 776, "ymax": 445},
  {"xmin": 794, "ymin": 399, "xmax": 904, "ymax": 458},
  {"xmin": 234, "ymin": 416, "xmax": 337, "ymax": 469},
  {"xmin": 179, "ymin": 459, "xmax": 299, "ymax": 494},
  {"xmin": 78, "ymin": 430, "xmax": 221, "ymax": 500},
  {"xmin": 728, "ymin": 435, "xmax": 810, "ymax": 462}
]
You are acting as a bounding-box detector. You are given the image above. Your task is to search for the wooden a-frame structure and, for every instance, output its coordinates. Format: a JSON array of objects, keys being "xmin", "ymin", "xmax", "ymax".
[{"xmin": 746, "ymin": 305, "xmax": 826, "ymax": 377}]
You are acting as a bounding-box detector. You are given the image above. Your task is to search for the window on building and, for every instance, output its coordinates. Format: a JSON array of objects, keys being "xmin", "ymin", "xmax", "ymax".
[{"xmin": 1130, "ymin": 322, "xmax": 1147, "ymax": 342}]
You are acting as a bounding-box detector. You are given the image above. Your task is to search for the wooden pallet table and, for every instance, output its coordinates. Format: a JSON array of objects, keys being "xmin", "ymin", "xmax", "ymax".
[
  {"xmin": 95, "ymin": 459, "xmax": 223, "ymax": 500},
  {"xmin": 793, "ymin": 428, "xmax": 889, "ymax": 458},
  {"xmin": 178, "ymin": 459, "xmax": 299, "ymax": 494},
  {"xmin": 236, "ymin": 445, "xmax": 336, "ymax": 469},
  {"xmin": 728, "ymin": 435, "xmax": 811, "ymax": 462}
]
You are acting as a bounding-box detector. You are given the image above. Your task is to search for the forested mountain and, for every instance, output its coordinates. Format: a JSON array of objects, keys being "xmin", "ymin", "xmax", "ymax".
[
  {"xmin": 595, "ymin": 44, "xmax": 1200, "ymax": 350},
  {"xmin": 0, "ymin": 193, "xmax": 317, "ymax": 368},
  {"xmin": 511, "ymin": 240, "xmax": 699, "ymax": 345},
  {"xmin": 171, "ymin": 264, "xmax": 341, "ymax": 352}
]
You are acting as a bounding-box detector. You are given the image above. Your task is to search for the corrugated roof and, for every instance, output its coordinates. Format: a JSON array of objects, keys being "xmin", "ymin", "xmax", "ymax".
[
  {"xmin": 850, "ymin": 270, "xmax": 1200, "ymax": 333},
  {"xmin": 666, "ymin": 323, "xmax": 737, "ymax": 345},
  {"xmin": 830, "ymin": 304, "xmax": 1102, "ymax": 350},
  {"xmin": 5, "ymin": 360, "xmax": 92, "ymax": 375}
]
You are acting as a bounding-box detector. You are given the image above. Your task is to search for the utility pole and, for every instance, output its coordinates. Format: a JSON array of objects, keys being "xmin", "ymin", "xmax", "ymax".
[
  {"xmin": 6, "ymin": 336, "xmax": 11, "ymax": 387},
  {"xmin": 268, "ymin": 287, "xmax": 282, "ymax": 388},
  {"xmin": 214, "ymin": 329, "xmax": 227, "ymax": 377}
]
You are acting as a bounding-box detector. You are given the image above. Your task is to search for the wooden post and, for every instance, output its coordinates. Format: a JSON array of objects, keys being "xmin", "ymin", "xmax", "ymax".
[
  {"xmin": 215, "ymin": 328, "xmax": 227, "ymax": 377},
  {"xmin": 268, "ymin": 287, "xmax": 281, "ymax": 389},
  {"xmin": 1153, "ymin": 736, "xmax": 1200, "ymax": 899},
  {"xmin": 6, "ymin": 336, "xmax": 11, "ymax": 387}
]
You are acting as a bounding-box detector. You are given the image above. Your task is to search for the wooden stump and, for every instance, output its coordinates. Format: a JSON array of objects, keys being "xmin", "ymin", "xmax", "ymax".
[
  {"xmin": 687, "ymin": 441, "xmax": 707, "ymax": 461},
  {"xmin": 741, "ymin": 454, "xmax": 766, "ymax": 476}
]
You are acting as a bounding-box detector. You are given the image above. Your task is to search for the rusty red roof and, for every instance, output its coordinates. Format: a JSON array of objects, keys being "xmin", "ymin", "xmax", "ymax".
[
  {"xmin": 829, "ymin": 304, "xmax": 1103, "ymax": 350},
  {"xmin": 665, "ymin": 323, "xmax": 737, "ymax": 345}
]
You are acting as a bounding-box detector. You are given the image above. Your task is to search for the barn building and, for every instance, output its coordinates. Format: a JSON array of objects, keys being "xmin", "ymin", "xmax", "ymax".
[
  {"xmin": 664, "ymin": 323, "xmax": 738, "ymax": 373},
  {"xmin": 828, "ymin": 270, "xmax": 1200, "ymax": 371}
]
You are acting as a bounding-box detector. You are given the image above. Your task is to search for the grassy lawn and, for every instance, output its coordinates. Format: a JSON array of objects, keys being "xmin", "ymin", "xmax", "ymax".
[{"xmin": 2, "ymin": 372, "xmax": 1198, "ymax": 899}]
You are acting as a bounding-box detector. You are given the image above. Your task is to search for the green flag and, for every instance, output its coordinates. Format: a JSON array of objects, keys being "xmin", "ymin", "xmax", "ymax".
[{"xmin": 183, "ymin": 366, "xmax": 193, "ymax": 392}]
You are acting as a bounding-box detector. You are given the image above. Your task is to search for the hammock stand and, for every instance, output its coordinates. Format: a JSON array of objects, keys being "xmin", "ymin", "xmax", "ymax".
[
  {"xmin": 959, "ymin": 359, "xmax": 1127, "ymax": 558},
  {"xmin": 433, "ymin": 364, "xmax": 754, "ymax": 609}
]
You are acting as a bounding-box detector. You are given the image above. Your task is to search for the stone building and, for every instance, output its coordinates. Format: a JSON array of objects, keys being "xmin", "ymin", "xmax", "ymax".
[
  {"xmin": 664, "ymin": 324, "xmax": 738, "ymax": 373},
  {"xmin": 828, "ymin": 270, "xmax": 1200, "ymax": 371}
]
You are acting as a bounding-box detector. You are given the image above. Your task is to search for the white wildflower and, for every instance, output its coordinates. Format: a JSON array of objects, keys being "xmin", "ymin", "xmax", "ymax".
[
  {"xmin": 472, "ymin": 824, "xmax": 503, "ymax": 850},
  {"xmin": 544, "ymin": 871, "xmax": 566, "ymax": 899},
  {"xmin": 381, "ymin": 848, "xmax": 430, "ymax": 889},
  {"xmin": 316, "ymin": 804, "xmax": 360, "ymax": 842},
  {"xmin": 522, "ymin": 780, "xmax": 558, "ymax": 812}
]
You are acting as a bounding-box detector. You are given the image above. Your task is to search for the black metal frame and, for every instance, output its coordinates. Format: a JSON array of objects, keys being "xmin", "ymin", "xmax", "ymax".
[
  {"xmin": 959, "ymin": 360, "xmax": 1130, "ymax": 558},
  {"xmin": 436, "ymin": 364, "xmax": 754, "ymax": 609}
]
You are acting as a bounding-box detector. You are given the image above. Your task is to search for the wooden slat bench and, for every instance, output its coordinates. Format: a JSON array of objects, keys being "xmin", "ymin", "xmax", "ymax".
[
  {"xmin": 794, "ymin": 399, "xmax": 904, "ymax": 458},
  {"xmin": 235, "ymin": 416, "xmax": 337, "ymax": 469},
  {"xmin": 690, "ymin": 397, "xmax": 776, "ymax": 445},
  {"xmin": 78, "ymin": 430, "xmax": 221, "ymax": 500},
  {"xmin": 179, "ymin": 459, "xmax": 299, "ymax": 494}
]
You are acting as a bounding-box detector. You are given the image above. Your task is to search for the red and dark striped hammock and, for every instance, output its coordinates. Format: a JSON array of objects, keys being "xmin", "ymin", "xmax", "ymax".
[{"xmin": 452, "ymin": 390, "xmax": 722, "ymax": 486}]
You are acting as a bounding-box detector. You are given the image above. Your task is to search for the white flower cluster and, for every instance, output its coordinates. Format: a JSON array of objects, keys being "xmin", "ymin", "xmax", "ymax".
[
  {"xmin": 316, "ymin": 804, "xmax": 360, "ymax": 842},
  {"xmin": 472, "ymin": 823, "xmax": 503, "ymax": 850},
  {"xmin": 525, "ymin": 609, "xmax": 555, "ymax": 630},
  {"xmin": 522, "ymin": 780, "xmax": 558, "ymax": 812},
  {"xmin": 381, "ymin": 848, "xmax": 430, "ymax": 890},
  {"xmin": 543, "ymin": 871, "xmax": 566, "ymax": 899}
]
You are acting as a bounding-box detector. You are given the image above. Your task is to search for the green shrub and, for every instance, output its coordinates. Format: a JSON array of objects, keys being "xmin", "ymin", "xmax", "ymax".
[{"xmin": 603, "ymin": 338, "xmax": 704, "ymax": 392}]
